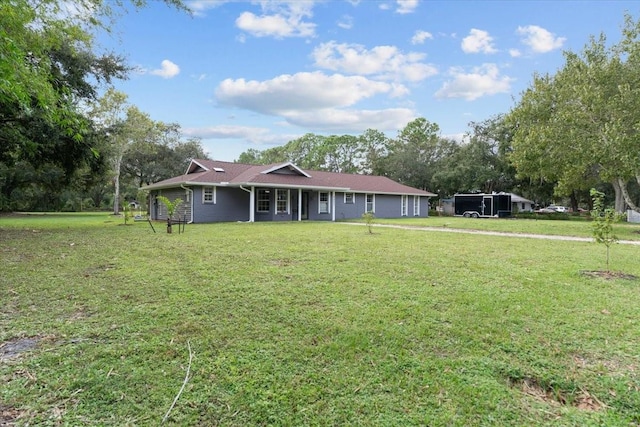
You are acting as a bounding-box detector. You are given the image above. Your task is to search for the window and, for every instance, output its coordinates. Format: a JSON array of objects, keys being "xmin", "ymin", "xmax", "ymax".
[
  {"xmin": 366, "ymin": 194, "xmax": 375, "ymax": 213},
  {"xmin": 344, "ymin": 192, "xmax": 354, "ymax": 204},
  {"xmin": 521, "ymin": 203, "xmax": 525, "ymax": 210},
  {"xmin": 203, "ymin": 187, "xmax": 215, "ymax": 204},
  {"xmin": 413, "ymin": 196, "xmax": 420, "ymax": 216},
  {"xmin": 319, "ymin": 192, "xmax": 330, "ymax": 214},
  {"xmin": 257, "ymin": 189, "xmax": 270, "ymax": 212},
  {"xmin": 401, "ymin": 195, "xmax": 408, "ymax": 216},
  {"xmin": 276, "ymin": 189, "xmax": 289, "ymax": 213}
]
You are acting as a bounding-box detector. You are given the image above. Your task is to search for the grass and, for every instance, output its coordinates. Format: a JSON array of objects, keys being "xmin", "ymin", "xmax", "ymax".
[
  {"xmin": 371, "ymin": 215, "xmax": 640, "ymax": 241},
  {"xmin": 1, "ymin": 214, "xmax": 640, "ymax": 425}
]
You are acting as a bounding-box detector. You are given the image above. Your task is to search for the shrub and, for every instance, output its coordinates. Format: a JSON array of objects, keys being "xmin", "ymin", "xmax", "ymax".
[{"xmin": 362, "ymin": 211, "xmax": 375, "ymax": 234}]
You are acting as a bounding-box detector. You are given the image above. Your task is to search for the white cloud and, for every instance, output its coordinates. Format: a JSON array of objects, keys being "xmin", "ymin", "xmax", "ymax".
[
  {"xmin": 337, "ymin": 14, "xmax": 354, "ymax": 30},
  {"xmin": 396, "ymin": 0, "xmax": 419, "ymax": 14},
  {"xmin": 183, "ymin": 125, "xmax": 302, "ymax": 149},
  {"xmin": 312, "ymin": 41, "xmax": 437, "ymax": 82},
  {"xmin": 411, "ymin": 30, "xmax": 433, "ymax": 45},
  {"xmin": 214, "ymin": 72, "xmax": 416, "ymax": 132},
  {"xmin": 509, "ymin": 48, "xmax": 522, "ymax": 58},
  {"xmin": 216, "ymin": 72, "xmax": 396, "ymax": 114},
  {"xmin": 150, "ymin": 60, "xmax": 180, "ymax": 79},
  {"xmin": 461, "ymin": 29, "xmax": 497, "ymax": 54},
  {"xmin": 182, "ymin": 125, "xmax": 271, "ymax": 142},
  {"xmin": 517, "ymin": 25, "xmax": 566, "ymax": 53},
  {"xmin": 186, "ymin": 0, "xmax": 228, "ymax": 17},
  {"xmin": 435, "ymin": 63, "xmax": 514, "ymax": 101},
  {"xmin": 235, "ymin": 1, "xmax": 316, "ymax": 38},
  {"xmin": 284, "ymin": 108, "xmax": 417, "ymax": 132}
]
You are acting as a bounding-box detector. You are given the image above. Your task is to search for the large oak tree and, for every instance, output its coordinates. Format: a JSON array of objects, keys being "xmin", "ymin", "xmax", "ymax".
[
  {"xmin": 0, "ymin": 0, "xmax": 186, "ymax": 211},
  {"xmin": 508, "ymin": 14, "xmax": 640, "ymax": 212}
]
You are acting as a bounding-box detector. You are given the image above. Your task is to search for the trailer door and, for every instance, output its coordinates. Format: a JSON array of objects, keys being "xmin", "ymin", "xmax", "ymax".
[{"xmin": 482, "ymin": 196, "xmax": 493, "ymax": 216}]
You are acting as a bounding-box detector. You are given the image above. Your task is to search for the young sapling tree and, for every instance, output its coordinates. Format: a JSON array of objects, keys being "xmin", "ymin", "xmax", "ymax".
[
  {"xmin": 362, "ymin": 211, "xmax": 375, "ymax": 234},
  {"xmin": 123, "ymin": 203, "xmax": 133, "ymax": 225},
  {"xmin": 590, "ymin": 188, "xmax": 621, "ymax": 272},
  {"xmin": 157, "ymin": 196, "xmax": 183, "ymax": 234}
]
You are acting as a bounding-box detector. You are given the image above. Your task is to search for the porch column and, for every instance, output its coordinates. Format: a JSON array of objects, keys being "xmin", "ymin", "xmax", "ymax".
[
  {"xmin": 298, "ymin": 188, "xmax": 302, "ymax": 221},
  {"xmin": 249, "ymin": 186, "xmax": 255, "ymax": 222},
  {"xmin": 331, "ymin": 191, "xmax": 336, "ymax": 222}
]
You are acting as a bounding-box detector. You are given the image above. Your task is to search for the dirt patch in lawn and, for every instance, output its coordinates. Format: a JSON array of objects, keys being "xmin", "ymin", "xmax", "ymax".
[
  {"xmin": 0, "ymin": 337, "xmax": 40, "ymax": 362},
  {"xmin": 0, "ymin": 404, "xmax": 23, "ymax": 426},
  {"xmin": 580, "ymin": 270, "xmax": 638, "ymax": 281},
  {"xmin": 508, "ymin": 376, "xmax": 604, "ymax": 411}
]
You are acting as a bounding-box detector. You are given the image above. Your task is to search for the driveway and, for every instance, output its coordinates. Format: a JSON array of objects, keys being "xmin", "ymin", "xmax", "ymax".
[{"xmin": 340, "ymin": 222, "xmax": 640, "ymax": 246}]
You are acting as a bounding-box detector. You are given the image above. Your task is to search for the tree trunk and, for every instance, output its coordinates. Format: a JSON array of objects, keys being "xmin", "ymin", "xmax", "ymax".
[
  {"xmin": 617, "ymin": 177, "xmax": 640, "ymax": 214},
  {"xmin": 612, "ymin": 179, "xmax": 627, "ymax": 213},
  {"xmin": 569, "ymin": 191, "xmax": 578, "ymax": 212},
  {"xmin": 113, "ymin": 155, "xmax": 122, "ymax": 215},
  {"xmin": 167, "ymin": 217, "xmax": 172, "ymax": 234}
]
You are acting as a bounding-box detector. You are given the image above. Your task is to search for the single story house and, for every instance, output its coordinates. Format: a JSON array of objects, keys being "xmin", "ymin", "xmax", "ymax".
[
  {"xmin": 508, "ymin": 193, "xmax": 535, "ymax": 213},
  {"xmin": 142, "ymin": 159, "xmax": 436, "ymax": 223}
]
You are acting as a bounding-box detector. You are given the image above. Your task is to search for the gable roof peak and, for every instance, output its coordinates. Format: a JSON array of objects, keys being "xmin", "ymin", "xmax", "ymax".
[{"xmin": 260, "ymin": 162, "xmax": 311, "ymax": 178}]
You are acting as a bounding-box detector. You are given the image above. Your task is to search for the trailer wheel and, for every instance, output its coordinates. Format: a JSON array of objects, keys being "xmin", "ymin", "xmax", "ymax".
[
  {"xmin": 471, "ymin": 212, "xmax": 479, "ymax": 218},
  {"xmin": 463, "ymin": 212, "xmax": 471, "ymax": 218}
]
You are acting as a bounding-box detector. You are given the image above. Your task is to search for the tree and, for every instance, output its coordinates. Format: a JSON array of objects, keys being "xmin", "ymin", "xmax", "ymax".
[
  {"xmin": 89, "ymin": 89, "xmax": 130, "ymax": 215},
  {"xmin": 236, "ymin": 133, "xmax": 366, "ymax": 173},
  {"xmin": 0, "ymin": 0, "xmax": 186, "ymax": 212},
  {"xmin": 431, "ymin": 116, "xmax": 519, "ymax": 198},
  {"xmin": 236, "ymin": 148, "xmax": 264, "ymax": 165},
  {"xmin": 507, "ymin": 14, "xmax": 640, "ymax": 213},
  {"xmin": 590, "ymin": 188, "xmax": 621, "ymax": 272},
  {"xmin": 358, "ymin": 129, "xmax": 391, "ymax": 175},
  {"xmin": 382, "ymin": 118, "xmax": 450, "ymax": 191},
  {"xmin": 157, "ymin": 196, "xmax": 183, "ymax": 234}
]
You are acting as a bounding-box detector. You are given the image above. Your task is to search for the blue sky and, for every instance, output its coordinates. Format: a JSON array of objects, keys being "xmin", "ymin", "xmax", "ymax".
[{"xmin": 98, "ymin": 0, "xmax": 639, "ymax": 161}]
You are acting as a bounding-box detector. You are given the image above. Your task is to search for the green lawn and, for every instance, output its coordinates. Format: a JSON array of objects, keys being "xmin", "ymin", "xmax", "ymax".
[
  {"xmin": 1, "ymin": 214, "xmax": 639, "ymax": 425},
  {"xmin": 370, "ymin": 215, "xmax": 640, "ymax": 241}
]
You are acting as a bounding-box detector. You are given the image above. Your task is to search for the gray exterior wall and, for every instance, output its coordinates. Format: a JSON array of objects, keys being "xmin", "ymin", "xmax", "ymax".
[
  {"xmin": 192, "ymin": 186, "xmax": 250, "ymax": 223},
  {"xmin": 152, "ymin": 189, "xmax": 191, "ymax": 221},
  {"xmin": 334, "ymin": 192, "xmax": 362, "ymax": 220},
  {"xmin": 151, "ymin": 186, "xmax": 429, "ymax": 223},
  {"xmin": 512, "ymin": 201, "xmax": 534, "ymax": 213},
  {"xmin": 255, "ymin": 188, "xmax": 294, "ymax": 222}
]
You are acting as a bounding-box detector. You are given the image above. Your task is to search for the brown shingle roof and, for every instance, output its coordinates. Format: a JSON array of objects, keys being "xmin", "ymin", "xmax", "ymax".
[{"xmin": 143, "ymin": 159, "xmax": 436, "ymax": 196}]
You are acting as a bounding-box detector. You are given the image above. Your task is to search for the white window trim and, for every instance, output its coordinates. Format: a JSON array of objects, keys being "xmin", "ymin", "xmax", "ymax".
[
  {"xmin": 202, "ymin": 186, "xmax": 216, "ymax": 204},
  {"xmin": 256, "ymin": 189, "xmax": 270, "ymax": 213},
  {"xmin": 276, "ymin": 189, "xmax": 290, "ymax": 214},
  {"xmin": 365, "ymin": 193, "xmax": 375, "ymax": 213},
  {"xmin": 413, "ymin": 196, "xmax": 420, "ymax": 216},
  {"xmin": 318, "ymin": 191, "xmax": 330, "ymax": 214},
  {"xmin": 401, "ymin": 195, "xmax": 408, "ymax": 216},
  {"xmin": 344, "ymin": 192, "xmax": 355, "ymax": 204}
]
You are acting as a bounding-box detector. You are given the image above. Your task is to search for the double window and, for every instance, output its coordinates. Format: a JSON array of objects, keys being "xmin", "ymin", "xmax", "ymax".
[{"xmin": 319, "ymin": 192, "xmax": 330, "ymax": 214}]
